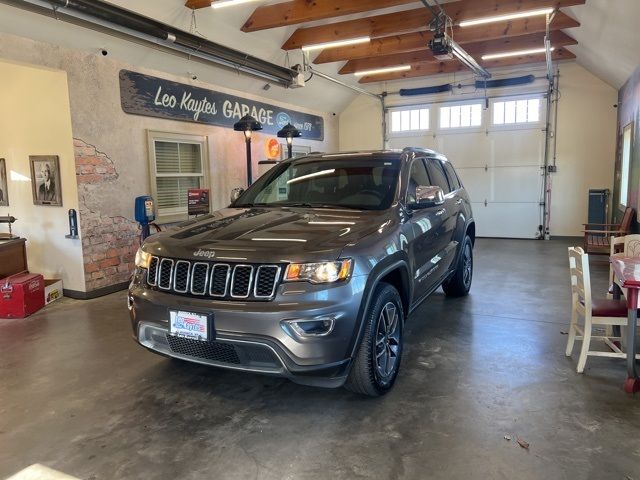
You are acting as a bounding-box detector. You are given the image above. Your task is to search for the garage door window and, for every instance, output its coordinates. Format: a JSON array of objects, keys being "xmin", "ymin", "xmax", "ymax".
[
  {"xmin": 390, "ymin": 107, "xmax": 430, "ymax": 134},
  {"xmin": 148, "ymin": 131, "xmax": 209, "ymax": 223},
  {"xmin": 439, "ymin": 103, "xmax": 482, "ymax": 130},
  {"xmin": 493, "ymin": 98, "xmax": 541, "ymax": 125}
]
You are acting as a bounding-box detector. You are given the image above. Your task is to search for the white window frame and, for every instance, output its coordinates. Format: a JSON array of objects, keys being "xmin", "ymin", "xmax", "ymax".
[
  {"xmin": 387, "ymin": 105, "xmax": 431, "ymax": 137},
  {"xmin": 436, "ymin": 100, "xmax": 485, "ymax": 134},
  {"xmin": 489, "ymin": 95, "xmax": 545, "ymax": 131},
  {"xmin": 147, "ymin": 130, "xmax": 210, "ymax": 224},
  {"xmin": 619, "ymin": 122, "xmax": 634, "ymax": 208}
]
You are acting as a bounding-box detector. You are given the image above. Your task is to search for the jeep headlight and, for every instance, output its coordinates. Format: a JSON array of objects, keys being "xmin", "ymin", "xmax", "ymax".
[
  {"xmin": 134, "ymin": 248, "xmax": 152, "ymax": 269},
  {"xmin": 285, "ymin": 259, "xmax": 352, "ymax": 284}
]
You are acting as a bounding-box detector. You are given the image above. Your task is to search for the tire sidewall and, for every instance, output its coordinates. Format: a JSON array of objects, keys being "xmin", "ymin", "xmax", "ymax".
[{"xmin": 365, "ymin": 284, "xmax": 404, "ymax": 394}]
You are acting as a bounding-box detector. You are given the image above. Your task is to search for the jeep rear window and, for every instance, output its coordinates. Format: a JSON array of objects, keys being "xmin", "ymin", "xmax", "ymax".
[{"xmin": 235, "ymin": 157, "xmax": 400, "ymax": 210}]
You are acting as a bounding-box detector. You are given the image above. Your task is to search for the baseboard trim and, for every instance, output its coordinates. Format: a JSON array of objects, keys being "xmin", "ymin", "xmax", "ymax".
[{"xmin": 64, "ymin": 281, "xmax": 129, "ymax": 300}]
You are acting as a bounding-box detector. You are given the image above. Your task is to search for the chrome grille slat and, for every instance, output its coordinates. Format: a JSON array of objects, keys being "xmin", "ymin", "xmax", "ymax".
[
  {"xmin": 173, "ymin": 260, "xmax": 191, "ymax": 293},
  {"xmin": 231, "ymin": 265, "xmax": 254, "ymax": 298},
  {"xmin": 147, "ymin": 257, "xmax": 159, "ymax": 286},
  {"xmin": 254, "ymin": 266, "xmax": 281, "ymax": 298},
  {"xmin": 145, "ymin": 257, "xmax": 279, "ymax": 301},
  {"xmin": 190, "ymin": 262, "xmax": 209, "ymax": 295},
  {"xmin": 210, "ymin": 264, "xmax": 231, "ymax": 297},
  {"xmin": 158, "ymin": 259, "xmax": 174, "ymax": 290}
]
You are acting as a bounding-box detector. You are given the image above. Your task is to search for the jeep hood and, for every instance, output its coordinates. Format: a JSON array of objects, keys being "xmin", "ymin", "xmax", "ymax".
[{"xmin": 143, "ymin": 207, "xmax": 394, "ymax": 263}]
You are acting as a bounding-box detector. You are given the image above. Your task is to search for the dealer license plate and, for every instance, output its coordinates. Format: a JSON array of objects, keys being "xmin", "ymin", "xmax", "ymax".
[{"xmin": 169, "ymin": 310, "xmax": 209, "ymax": 341}]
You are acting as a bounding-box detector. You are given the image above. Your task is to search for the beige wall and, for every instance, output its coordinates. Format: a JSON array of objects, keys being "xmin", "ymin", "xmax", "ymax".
[
  {"xmin": 339, "ymin": 95, "xmax": 383, "ymax": 151},
  {"xmin": 551, "ymin": 62, "xmax": 618, "ymax": 236},
  {"xmin": 0, "ymin": 59, "xmax": 85, "ymax": 290},
  {"xmin": 338, "ymin": 62, "xmax": 618, "ymax": 237}
]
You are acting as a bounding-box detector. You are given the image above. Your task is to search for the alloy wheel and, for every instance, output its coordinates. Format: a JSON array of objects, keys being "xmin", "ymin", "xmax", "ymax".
[{"xmin": 375, "ymin": 302, "xmax": 401, "ymax": 385}]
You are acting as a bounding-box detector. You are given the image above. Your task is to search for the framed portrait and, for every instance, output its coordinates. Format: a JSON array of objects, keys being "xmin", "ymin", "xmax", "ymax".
[
  {"xmin": 30, "ymin": 155, "xmax": 63, "ymax": 207},
  {"xmin": 279, "ymin": 144, "xmax": 311, "ymax": 160},
  {"xmin": 0, "ymin": 159, "xmax": 8, "ymax": 207}
]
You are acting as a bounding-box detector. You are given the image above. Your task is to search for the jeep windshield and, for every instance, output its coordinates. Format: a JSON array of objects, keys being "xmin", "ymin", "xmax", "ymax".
[{"xmin": 234, "ymin": 156, "xmax": 400, "ymax": 211}]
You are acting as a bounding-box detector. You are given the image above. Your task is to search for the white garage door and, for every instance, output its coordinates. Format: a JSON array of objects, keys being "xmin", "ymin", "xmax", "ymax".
[{"xmin": 388, "ymin": 96, "xmax": 546, "ymax": 238}]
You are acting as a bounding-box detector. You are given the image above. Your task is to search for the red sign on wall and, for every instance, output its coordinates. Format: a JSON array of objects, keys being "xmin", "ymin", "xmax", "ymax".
[{"xmin": 188, "ymin": 189, "xmax": 210, "ymax": 216}]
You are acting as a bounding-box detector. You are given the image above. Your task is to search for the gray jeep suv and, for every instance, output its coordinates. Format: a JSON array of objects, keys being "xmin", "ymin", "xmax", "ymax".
[{"xmin": 129, "ymin": 148, "xmax": 475, "ymax": 396}]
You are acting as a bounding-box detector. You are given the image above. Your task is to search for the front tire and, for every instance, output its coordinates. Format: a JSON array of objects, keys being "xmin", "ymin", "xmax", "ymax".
[
  {"xmin": 345, "ymin": 282, "xmax": 404, "ymax": 397},
  {"xmin": 442, "ymin": 235, "xmax": 473, "ymax": 297}
]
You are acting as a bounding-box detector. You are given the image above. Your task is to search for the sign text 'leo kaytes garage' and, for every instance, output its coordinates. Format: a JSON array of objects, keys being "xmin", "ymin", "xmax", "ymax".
[{"xmin": 119, "ymin": 70, "xmax": 324, "ymax": 140}]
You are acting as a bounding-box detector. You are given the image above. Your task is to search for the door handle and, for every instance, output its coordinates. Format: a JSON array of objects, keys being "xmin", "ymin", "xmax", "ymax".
[
  {"xmin": 435, "ymin": 208, "xmax": 446, "ymax": 216},
  {"xmin": 455, "ymin": 199, "xmax": 463, "ymax": 205}
]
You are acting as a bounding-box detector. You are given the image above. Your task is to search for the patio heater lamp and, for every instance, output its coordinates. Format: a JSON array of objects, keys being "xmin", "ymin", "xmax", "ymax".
[
  {"xmin": 234, "ymin": 115, "xmax": 263, "ymax": 186},
  {"xmin": 277, "ymin": 123, "xmax": 301, "ymax": 159}
]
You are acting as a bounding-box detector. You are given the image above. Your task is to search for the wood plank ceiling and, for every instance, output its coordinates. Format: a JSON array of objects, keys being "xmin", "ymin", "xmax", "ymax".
[{"xmin": 186, "ymin": 0, "xmax": 585, "ymax": 84}]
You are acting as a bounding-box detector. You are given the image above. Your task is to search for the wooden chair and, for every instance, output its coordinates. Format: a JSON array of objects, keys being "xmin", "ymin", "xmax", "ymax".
[
  {"xmin": 566, "ymin": 246, "xmax": 638, "ymax": 373},
  {"xmin": 583, "ymin": 207, "xmax": 634, "ymax": 255},
  {"xmin": 608, "ymin": 234, "xmax": 640, "ymax": 296}
]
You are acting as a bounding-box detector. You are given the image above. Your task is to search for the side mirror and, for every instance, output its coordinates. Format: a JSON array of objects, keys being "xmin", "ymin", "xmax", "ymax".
[
  {"xmin": 410, "ymin": 186, "xmax": 445, "ymax": 209},
  {"xmin": 230, "ymin": 187, "xmax": 245, "ymax": 203}
]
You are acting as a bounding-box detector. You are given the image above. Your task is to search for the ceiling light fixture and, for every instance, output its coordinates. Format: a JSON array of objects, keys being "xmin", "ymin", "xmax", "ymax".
[
  {"xmin": 481, "ymin": 47, "xmax": 554, "ymax": 61},
  {"xmin": 353, "ymin": 65, "xmax": 411, "ymax": 77},
  {"xmin": 301, "ymin": 36, "xmax": 370, "ymax": 52},
  {"xmin": 211, "ymin": 0, "xmax": 262, "ymax": 9},
  {"xmin": 459, "ymin": 7, "xmax": 555, "ymax": 27}
]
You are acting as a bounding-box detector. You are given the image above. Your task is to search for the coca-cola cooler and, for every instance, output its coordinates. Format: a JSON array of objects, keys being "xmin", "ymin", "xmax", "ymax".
[{"xmin": 0, "ymin": 272, "xmax": 45, "ymax": 319}]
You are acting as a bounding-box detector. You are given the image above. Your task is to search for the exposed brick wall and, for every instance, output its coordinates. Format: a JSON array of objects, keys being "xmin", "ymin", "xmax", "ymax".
[{"xmin": 74, "ymin": 139, "xmax": 139, "ymax": 291}]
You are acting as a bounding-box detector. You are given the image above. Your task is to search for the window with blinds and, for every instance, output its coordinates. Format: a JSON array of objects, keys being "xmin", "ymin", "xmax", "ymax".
[{"xmin": 148, "ymin": 133, "xmax": 207, "ymax": 222}]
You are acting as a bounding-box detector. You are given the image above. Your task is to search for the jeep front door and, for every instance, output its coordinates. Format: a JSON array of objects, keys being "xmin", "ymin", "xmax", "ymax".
[{"xmin": 406, "ymin": 158, "xmax": 446, "ymax": 301}]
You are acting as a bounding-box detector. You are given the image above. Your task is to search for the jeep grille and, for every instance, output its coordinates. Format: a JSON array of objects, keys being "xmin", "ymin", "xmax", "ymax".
[{"xmin": 145, "ymin": 256, "xmax": 282, "ymax": 301}]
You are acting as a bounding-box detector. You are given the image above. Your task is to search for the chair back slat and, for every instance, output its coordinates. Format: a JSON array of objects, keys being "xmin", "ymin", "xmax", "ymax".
[
  {"xmin": 620, "ymin": 207, "xmax": 635, "ymax": 234},
  {"xmin": 568, "ymin": 246, "xmax": 591, "ymax": 314},
  {"xmin": 623, "ymin": 234, "xmax": 640, "ymax": 257}
]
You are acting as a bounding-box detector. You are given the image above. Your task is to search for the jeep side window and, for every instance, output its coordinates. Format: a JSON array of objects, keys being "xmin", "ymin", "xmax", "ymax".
[
  {"xmin": 426, "ymin": 159, "xmax": 451, "ymax": 194},
  {"xmin": 406, "ymin": 159, "xmax": 431, "ymax": 204},
  {"xmin": 443, "ymin": 162, "xmax": 461, "ymax": 191}
]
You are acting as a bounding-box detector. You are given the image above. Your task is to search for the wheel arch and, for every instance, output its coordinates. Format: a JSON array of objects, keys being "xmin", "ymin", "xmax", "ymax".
[{"xmin": 347, "ymin": 258, "xmax": 411, "ymax": 360}]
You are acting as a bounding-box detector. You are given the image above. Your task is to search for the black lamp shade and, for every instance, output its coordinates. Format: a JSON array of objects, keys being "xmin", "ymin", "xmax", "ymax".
[
  {"xmin": 277, "ymin": 123, "xmax": 301, "ymax": 139},
  {"xmin": 234, "ymin": 115, "xmax": 263, "ymax": 133}
]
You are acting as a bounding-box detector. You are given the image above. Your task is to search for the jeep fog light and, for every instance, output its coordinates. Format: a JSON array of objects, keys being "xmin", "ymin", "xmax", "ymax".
[
  {"xmin": 283, "ymin": 318, "xmax": 335, "ymax": 337},
  {"xmin": 135, "ymin": 248, "xmax": 152, "ymax": 269}
]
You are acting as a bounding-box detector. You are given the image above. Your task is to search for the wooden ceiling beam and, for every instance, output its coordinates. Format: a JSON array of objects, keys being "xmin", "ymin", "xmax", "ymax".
[
  {"xmin": 315, "ymin": 12, "xmax": 579, "ymax": 64},
  {"xmin": 357, "ymin": 47, "xmax": 576, "ymax": 83},
  {"xmin": 283, "ymin": 0, "xmax": 585, "ymax": 50},
  {"xmin": 241, "ymin": 0, "xmax": 416, "ymax": 32},
  {"xmin": 339, "ymin": 31, "xmax": 577, "ymax": 74}
]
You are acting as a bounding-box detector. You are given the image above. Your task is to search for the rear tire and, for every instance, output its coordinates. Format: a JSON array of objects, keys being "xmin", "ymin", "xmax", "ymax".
[
  {"xmin": 442, "ymin": 235, "xmax": 473, "ymax": 297},
  {"xmin": 345, "ymin": 282, "xmax": 404, "ymax": 397}
]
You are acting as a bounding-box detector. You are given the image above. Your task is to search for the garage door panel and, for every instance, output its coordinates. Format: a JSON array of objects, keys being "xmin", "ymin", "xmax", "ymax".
[
  {"xmin": 457, "ymin": 166, "xmax": 541, "ymax": 203},
  {"xmin": 438, "ymin": 133, "xmax": 490, "ymax": 168},
  {"xmin": 490, "ymin": 130, "xmax": 545, "ymax": 167},
  {"xmin": 471, "ymin": 202, "xmax": 539, "ymax": 239},
  {"xmin": 388, "ymin": 136, "xmax": 436, "ymax": 150}
]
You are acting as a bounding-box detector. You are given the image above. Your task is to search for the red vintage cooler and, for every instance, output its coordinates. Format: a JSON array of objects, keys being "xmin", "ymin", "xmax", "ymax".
[{"xmin": 0, "ymin": 272, "xmax": 45, "ymax": 319}]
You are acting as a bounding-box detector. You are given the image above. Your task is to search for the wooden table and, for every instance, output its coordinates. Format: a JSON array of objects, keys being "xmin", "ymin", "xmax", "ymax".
[
  {"xmin": 0, "ymin": 237, "xmax": 27, "ymax": 278},
  {"xmin": 610, "ymin": 257, "xmax": 640, "ymax": 393}
]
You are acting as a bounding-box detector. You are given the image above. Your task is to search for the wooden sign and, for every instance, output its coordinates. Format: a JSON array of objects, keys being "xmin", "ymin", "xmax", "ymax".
[{"xmin": 119, "ymin": 70, "xmax": 324, "ymax": 140}]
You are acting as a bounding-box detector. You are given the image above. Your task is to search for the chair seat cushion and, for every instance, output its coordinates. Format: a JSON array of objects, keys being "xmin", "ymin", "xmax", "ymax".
[{"xmin": 591, "ymin": 298, "xmax": 628, "ymax": 317}]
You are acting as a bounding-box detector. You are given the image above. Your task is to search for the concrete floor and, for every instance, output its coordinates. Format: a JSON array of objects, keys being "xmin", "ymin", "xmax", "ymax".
[{"xmin": 1, "ymin": 239, "xmax": 640, "ymax": 480}]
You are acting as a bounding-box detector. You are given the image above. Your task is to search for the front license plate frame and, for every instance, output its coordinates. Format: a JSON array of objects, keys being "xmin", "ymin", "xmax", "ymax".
[{"xmin": 169, "ymin": 310, "xmax": 213, "ymax": 342}]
